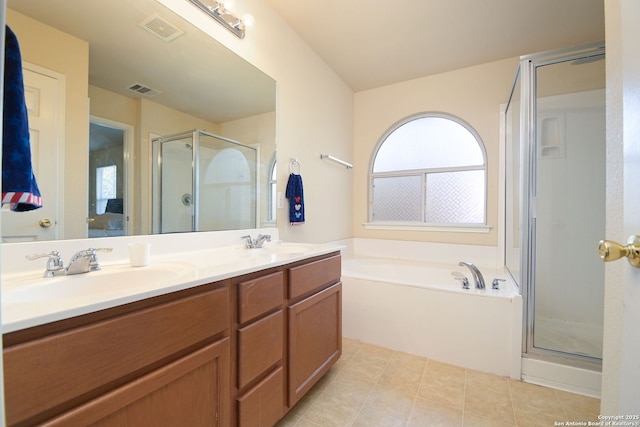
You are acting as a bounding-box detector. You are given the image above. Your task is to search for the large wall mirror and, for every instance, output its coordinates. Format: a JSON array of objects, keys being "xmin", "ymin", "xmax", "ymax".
[{"xmin": 4, "ymin": 0, "xmax": 276, "ymax": 242}]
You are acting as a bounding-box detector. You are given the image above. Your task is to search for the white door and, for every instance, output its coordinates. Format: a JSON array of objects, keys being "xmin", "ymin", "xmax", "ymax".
[
  {"xmin": 1, "ymin": 65, "xmax": 62, "ymax": 242},
  {"xmin": 601, "ymin": 0, "xmax": 640, "ymax": 414}
]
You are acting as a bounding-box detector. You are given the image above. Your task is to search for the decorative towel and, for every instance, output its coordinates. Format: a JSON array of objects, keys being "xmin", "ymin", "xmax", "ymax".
[
  {"xmin": 2, "ymin": 26, "xmax": 42, "ymax": 211},
  {"xmin": 285, "ymin": 173, "xmax": 305, "ymax": 225}
]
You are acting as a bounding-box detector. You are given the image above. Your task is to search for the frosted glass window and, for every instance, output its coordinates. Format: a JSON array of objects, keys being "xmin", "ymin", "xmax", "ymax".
[
  {"xmin": 372, "ymin": 176, "xmax": 422, "ymax": 221},
  {"xmin": 374, "ymin": 117, "xmax": 484, "ymax": 173},
  {"xmin": 425, "ymin": 171, "xmax": 485, "ymax": 223},
  {"xmin": 370, "ymin": 113, "xmax": 486, "ymax": 225}
]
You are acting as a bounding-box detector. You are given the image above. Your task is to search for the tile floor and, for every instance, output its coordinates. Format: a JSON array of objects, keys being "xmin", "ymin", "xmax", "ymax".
[{"xmin": 277, "ymin": 338, "xmax": 600, "ymax": 427}]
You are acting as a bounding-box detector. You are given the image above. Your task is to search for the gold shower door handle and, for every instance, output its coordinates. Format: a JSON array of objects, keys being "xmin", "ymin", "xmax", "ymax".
[
  {"xmin": 598, "ymin": 235, "xmax": 640, "ymax": 267},
  {"xmin": 38, "ymin": 218, "xmax": 52, "ymax": 228}
]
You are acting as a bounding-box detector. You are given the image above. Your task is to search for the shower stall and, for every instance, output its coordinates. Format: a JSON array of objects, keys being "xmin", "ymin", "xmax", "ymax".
[
  {"xmin": 152, "ymin": 130, "xmax": 258, "ymax": 233},
  {"xmin": 505, "ymin": 43, "xmax": 605, "ymax": 392}
]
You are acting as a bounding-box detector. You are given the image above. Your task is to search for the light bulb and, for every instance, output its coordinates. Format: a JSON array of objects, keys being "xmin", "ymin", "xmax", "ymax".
[{"xmin": 241, "ymin": 14, "xmax": 255, "ymax": 27}]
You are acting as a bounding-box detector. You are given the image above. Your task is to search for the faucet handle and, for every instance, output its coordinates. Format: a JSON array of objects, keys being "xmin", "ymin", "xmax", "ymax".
[
  {"xmin": 26, "ymin": 251, "xmax": 64, "ymax": 277},
  {"xmin": 492, "ymin": 278, "xmax": 506, "ymax": 290},
  {"xmin": 86, "ymin": 247, "xmax": 113, "ymax": 271},
  {"xmin": 241, "ymin": 235, "xmax": 254, "ymax": 248},
  {"xmin": 454, "ymin": 276, "xmax": 470, "ymax": 289}
]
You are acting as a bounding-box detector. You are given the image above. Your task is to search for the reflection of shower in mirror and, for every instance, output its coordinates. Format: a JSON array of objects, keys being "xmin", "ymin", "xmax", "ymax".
[{"xmin": 152, "ymin": 130, "xmax": 259, "ymax": 234}]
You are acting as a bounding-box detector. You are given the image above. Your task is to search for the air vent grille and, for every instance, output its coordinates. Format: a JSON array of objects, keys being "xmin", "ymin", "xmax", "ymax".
[
  {"xmin": 139, "ymin": 14, "xmax": 184, "ymax": 42},
  {"xmin": 127, "ymin": 83, "xmax": 162, "ymax": 97}
]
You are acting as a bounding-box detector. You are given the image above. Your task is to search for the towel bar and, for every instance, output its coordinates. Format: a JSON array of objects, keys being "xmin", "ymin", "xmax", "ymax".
[{"xmin": 320, "ymin": 154, "xmax": 353, "ymax": 169}]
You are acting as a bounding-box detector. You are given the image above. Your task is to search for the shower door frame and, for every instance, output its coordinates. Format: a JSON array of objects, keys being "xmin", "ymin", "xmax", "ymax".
[
  {"xmin": 517, "ymin": 43, "xmax": 606, "ymax": 369},
  {"xmin": 153, "ymin": 129, "xmax": 259, "ymax": 233}
]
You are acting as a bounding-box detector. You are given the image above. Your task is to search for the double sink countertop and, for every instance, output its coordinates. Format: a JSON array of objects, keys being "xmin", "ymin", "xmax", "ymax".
[{"xmin": 1, "ymin": 241, "xmax": 344, "ymax": 333}]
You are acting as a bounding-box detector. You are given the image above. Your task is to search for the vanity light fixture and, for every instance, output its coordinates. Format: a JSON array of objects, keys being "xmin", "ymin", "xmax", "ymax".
[{"xmin": 188, "ymin": 0, "xmax": 254, "ymax": 39}]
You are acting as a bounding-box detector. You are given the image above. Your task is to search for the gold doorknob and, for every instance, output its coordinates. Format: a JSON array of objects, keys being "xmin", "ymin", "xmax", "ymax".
[
  {"xmin": 39, "ymin": 218, "xmax": 52, "ymax": 228},
  {"xmin": 598, "ymin": 235, "xmax": 640, "ymax": 267}
]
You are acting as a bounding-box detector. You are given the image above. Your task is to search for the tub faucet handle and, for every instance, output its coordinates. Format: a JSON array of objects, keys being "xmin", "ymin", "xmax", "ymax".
[
  {"xmin": 454, "ymin": 276, "xmax": 470, "ymax": 289},
  {"xmin": 492, "ymin": 278, "xmax": 506, "ymax": 289}
]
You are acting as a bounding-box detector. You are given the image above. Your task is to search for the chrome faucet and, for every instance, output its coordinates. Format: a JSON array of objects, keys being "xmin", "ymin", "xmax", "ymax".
[
  {"xmin": 26, "ymin": 248, "xmax": 113, "ymax": 277},
  {"xmin": 241, "ymin": 234, "xmax": 272, "ymax": 249},
  {"xmin": 458, "ymin": 261, "xmax": 486, "ymax": 289},
  {"xmin": 67, "ymin": 248, "xmax": 113, "ymax": 274},
  {"xmin": 66, "ymin": 250, "xmax": 93, "ymax": 275}
]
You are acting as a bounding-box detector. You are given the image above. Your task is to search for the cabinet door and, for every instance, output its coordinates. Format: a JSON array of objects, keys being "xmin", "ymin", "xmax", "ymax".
[
  {"xmin": 43, "ymin": 339, "xmax": 231, "ymax": 427},
  {"xmin": 288, "ymin": 282, "xmax": 342, "ymax": 406}
]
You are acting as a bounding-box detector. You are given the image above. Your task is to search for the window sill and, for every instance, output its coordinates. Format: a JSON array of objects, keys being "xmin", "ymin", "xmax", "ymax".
[{"xmin": 363, "ymin": 222, "xmax": 492, "ymax": 233}]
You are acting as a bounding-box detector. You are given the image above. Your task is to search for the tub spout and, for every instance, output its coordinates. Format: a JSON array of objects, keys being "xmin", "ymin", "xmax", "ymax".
[{"xmin": 458, "ymin": 261, "xmax": 485, "ymax": 289}]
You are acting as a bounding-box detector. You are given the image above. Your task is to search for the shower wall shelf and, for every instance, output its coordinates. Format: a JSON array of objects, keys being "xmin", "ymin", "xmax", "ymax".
[{"xmin": 320, "ymin": 154, "xmax": 353, "ymax": 169}]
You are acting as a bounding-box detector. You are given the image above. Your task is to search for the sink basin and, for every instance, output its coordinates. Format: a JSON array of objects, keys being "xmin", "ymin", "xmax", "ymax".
[
  {"xmin": 248, "ymin": 243, "xmax": 319, "ymax": 256},
  {"xmin": 180, "ymin": 243, "xmax": 319, "ymax": 265},
  {"xmin": 2, "ymin": 262, "xmax": 195, "ymax": 303}
]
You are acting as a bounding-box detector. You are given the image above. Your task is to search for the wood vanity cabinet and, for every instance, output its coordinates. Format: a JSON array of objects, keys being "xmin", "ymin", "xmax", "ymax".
[
  {"xmin": 2, "ymin": 251, "xmax": 342, "ymax": 427},
  {"xmin": 232, "ymin": 253, "xmax": 342, "ymax": 424},
  {"xmin": 3, "ymin": 281, "xmax": 231, "ymax": 427},
  {"xmin": 287, "ymin": 254, "xmax": 342, "ymax": 407}
]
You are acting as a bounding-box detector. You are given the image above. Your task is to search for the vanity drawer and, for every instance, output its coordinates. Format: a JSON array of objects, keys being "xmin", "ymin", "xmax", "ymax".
[
  {"xmin": 237, "ymin": 310, "xmax": 283, "ymax": 389},
  {"xmin": 238, "ymin": 271, "xmax": 284, "ymax": 324},
  {"xmin": 237, "ymin": 366, "xmax": 284, "ymax": 427},
  {"xmin": 288, "ymin": 254, "xmax": 341, "ymax": 299},
  {"xmin": 3, "ymin": 285, "xmax": 230, "ymax": 426}
]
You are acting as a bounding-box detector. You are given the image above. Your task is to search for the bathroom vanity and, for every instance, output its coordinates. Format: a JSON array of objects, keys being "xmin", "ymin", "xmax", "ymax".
[{"xmin": 2, "ymin": 243, "xmax": 342, "ymax": 427}]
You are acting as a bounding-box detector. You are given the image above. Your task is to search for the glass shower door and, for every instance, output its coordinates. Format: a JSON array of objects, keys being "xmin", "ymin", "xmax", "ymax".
[
  {"xmin": 196, "ymin": 132, "xmax": 258, "ymax": 231},
  {"xmin": 531, "ymin": 55, "xmax": 606, "ymax": 361},
  {"xmin": 158, "ymin": 136, "xmax": 195, "ymax": 234}
]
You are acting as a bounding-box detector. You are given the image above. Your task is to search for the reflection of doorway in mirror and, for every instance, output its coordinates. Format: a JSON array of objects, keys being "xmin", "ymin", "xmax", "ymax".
[
  {"xmin": 1, "ymin": 64, "xmax": 63, "ymax": 243},
  {"xmin": 88, "ymin": 118, "xmax": 133, "ymax": 238}
]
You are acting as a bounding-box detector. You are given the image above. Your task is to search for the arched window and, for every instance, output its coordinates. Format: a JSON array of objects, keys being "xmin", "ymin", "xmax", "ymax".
[{"xmin": 370, "ymin": 113, "xmax": 487, "ymax": 227}]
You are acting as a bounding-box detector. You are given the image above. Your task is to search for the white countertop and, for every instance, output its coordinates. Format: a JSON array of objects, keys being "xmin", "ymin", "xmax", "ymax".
[{"xmin": 1, "ymin": 234, "xmax": 343, "ymax": 333}]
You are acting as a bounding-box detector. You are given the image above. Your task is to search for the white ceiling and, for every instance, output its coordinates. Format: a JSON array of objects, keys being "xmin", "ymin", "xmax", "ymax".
[{"xmin": 265, "ymin": 0, "xmax": 605, "ymax": 91}]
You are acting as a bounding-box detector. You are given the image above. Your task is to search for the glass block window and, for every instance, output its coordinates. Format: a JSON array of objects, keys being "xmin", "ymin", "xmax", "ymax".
[{"xmin": 370, "ymin": 114, "xmax": 486, "ymax": 225}]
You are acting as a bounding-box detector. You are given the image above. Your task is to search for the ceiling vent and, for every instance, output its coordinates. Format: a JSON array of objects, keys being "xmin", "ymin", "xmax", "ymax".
[
  {"xmin": 139, "ymin": 14, "xmax": 184, "ymax": 42},
  {"xmin": 126, "ymin": 83, "xmax": 162, "ymax": 97}
]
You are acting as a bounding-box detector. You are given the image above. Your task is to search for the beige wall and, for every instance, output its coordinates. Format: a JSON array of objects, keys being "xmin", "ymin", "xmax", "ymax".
[
  {"xmin": 353, "ymin": 58, "xmax": 519, "ymax": 246},
  {"xmin": 88, "ymin": 85, "xmax": 138, "ymax": 127},
  {"xmin": 159, "ymin": 0, "xmax": 354, "ymax": 243},
  {"xmin": 7, "ymin": 9, "xmax": 89, "ymax": 239}
]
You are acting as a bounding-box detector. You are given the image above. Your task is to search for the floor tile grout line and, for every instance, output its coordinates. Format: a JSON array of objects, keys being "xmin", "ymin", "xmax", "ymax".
[
  {"xmin": 405, "ymin": 356, "xmax": 431, "ymax": 427},
  {"xmin": 461, "ymin": 367, "xmax": 468, "ymax": 427},
  {"xmin": 507, "ymin": 377, "xmax": 519, "ymax": 427},
  {"xmin": 346, "ymin": 343, "xmax": 391, "ymax": 427}
]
